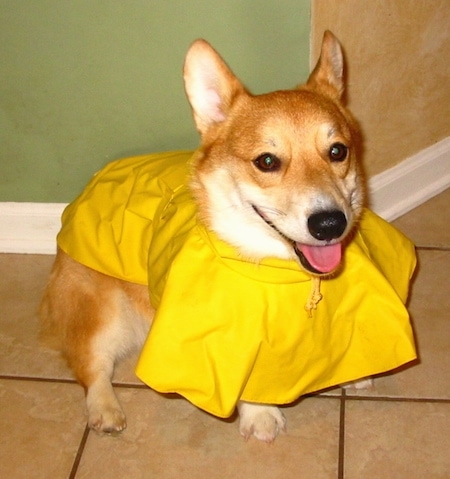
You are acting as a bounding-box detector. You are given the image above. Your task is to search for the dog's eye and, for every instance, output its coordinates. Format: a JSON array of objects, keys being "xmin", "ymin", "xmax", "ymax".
[
  {"xmin": 329, "ymin": 143, "xmax": 348, "ymax": 162},
  {"xmin": 253, "ymin": 153, "xmax": 281, "ymax": 172}
]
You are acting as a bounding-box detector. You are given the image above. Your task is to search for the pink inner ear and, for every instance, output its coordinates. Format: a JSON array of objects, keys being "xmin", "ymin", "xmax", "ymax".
[{"xmin": 198, "ymin": 87, "xmax": 225, "ymax": 123}]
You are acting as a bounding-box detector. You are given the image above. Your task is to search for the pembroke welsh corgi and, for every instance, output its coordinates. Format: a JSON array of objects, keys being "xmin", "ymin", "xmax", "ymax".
[{"xmin": 40, "ymin": 31, "xmax": 368, "ymax": 443}]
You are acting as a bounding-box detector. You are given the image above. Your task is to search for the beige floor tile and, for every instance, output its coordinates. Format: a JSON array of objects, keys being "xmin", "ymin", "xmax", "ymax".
[
  {"xmin": 346, "ymin": 249, "xmax": 450, "ymax": 400},
  {"xmin": 76, "ymin": 391, "xmax": 340, "ymax": 479},
  {"xmin": 392, "ymin": 187, "xmax": 450, "ymax": 247},
  {"xmin": 344, "ymin": 400, "xmax": 450, "ymax": 479},
  {"xmin": 0, "ymin": 379, "xmax": 86, "ymax": 479}
]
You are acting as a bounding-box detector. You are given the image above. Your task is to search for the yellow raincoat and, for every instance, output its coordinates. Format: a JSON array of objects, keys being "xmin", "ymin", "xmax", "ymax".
[{"xmin": 58, "ymin": 150, "xmax": 417, "ymax": 418}]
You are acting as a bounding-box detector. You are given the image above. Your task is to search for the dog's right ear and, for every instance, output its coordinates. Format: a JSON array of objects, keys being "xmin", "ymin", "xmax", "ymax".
[{"xmin": 183, "ymin": 40, "xmax": 245, "ymax": 135}]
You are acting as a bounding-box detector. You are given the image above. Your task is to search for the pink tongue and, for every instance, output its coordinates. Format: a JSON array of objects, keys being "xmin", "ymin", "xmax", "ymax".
[{"xmin": 297, "ymin": 243, "xmax": 342, "ymax": 273}]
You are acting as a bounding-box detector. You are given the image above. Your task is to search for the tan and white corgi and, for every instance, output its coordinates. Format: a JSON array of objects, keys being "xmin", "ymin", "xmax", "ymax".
[{"xmin": 39, "ymin": 32, "xmax": 416, "ymax": 443}]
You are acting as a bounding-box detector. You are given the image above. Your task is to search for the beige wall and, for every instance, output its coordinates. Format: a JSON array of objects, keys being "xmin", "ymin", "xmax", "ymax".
[{"xmin": 311, "ymin": 0, "xmax": 450, "ymax": 178}]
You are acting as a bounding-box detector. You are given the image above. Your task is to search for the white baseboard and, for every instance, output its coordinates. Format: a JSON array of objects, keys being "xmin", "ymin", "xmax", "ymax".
[
  {"xmin": 0, "ymin": 202, "xmax": 67, "ymax": 254},
  {"xmin": 368, "ymin": 136, "xmax": 450, "ymax": 221},
  {"xmin": 0, "ymin": 136, "xmax": 449, "ymax": 255}
]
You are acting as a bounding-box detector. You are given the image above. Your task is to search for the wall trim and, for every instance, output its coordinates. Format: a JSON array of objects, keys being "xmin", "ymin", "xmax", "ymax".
[
  {"xmin": 368, "ymin": 136, "xmax": 450, "ymax": 221},
  {"xmin": 0, "ymin": 136, "xmax": 449, "ymax": 255},
  {"xmin": 0, "ymin": 202, "xmax": 67, "ymax": 255}
]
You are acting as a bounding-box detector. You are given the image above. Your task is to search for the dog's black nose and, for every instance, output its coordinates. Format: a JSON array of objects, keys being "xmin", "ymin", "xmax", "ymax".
[{"xmin": 308, "ymin": 210, "xmax": 347, "ymax": 241}]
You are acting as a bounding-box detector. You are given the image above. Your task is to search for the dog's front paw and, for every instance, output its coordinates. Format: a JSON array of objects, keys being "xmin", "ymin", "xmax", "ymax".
[
  {"xmin": 237, "ymin": 402, "xmax": 286, "ymax": 443},
  {"xmin": 88, "ymin": 404, "xmax": 127, "ymax": 434},
  {"xmin": 86, "ymin": 385, "xmax": 127, "ymax": 434}
]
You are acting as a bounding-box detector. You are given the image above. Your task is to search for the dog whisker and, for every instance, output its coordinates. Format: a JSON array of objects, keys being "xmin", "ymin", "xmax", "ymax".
[{"xmin": 250, "ymin": 205, "xmax": 286, "ymax": 217}]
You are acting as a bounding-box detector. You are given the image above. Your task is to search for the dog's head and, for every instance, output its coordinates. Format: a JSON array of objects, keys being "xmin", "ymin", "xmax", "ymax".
[{"xmin": 184, "ymin": 32, "xmax": 364, "ymax": 276}]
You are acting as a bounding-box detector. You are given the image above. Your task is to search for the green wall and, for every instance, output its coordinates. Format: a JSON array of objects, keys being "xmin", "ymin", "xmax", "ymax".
[{"xmin": 0, "ymin": 0, "xmax": 310, "ymax": 203}]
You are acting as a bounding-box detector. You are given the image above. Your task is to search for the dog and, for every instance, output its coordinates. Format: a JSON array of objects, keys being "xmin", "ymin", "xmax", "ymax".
[{"xmin": 40, "ymin": 31, "xmax": 416, "ymax": 443}]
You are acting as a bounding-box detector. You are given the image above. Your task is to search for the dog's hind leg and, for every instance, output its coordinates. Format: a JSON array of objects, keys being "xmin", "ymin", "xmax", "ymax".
[
  {"xmin": 69, "ymin": 286, "xmax": 151, "ymax": 433},
  {"xmin": 82, "ymin": 319, "xmax": 136, "ymax": 433},
  {"xmin": 84, "ymin": 346, "xmax": 127, "ymax": 433},
  {"xmin": 40, "ymin": 250, "xmax": 152, "ymax": 434}
]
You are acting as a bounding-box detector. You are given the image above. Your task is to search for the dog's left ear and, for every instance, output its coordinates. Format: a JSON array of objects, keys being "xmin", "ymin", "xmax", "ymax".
[
  {"xmin": 183, "ymin": 39, "xmax": 246, "ymax": 135},
  {"xmin": 306, "ymin": 31, "xmax": 344, "ymax": 100}
]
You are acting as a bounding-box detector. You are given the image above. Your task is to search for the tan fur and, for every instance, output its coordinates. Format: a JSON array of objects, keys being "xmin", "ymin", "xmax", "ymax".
[
  {"xmin": 39, "ymin": 31, "xmax": 366, "ymax": 441},
  {"xmin": 40, "ymin": 250, "xmax": 153, "ymax": 432}
]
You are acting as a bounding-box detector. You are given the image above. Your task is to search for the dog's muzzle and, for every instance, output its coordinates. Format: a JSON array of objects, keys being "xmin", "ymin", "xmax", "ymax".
[
  {"xmin": 253, "ymin": 205, "xmax": 348, "ymax": 275},
  {"xmin": 295, "ymin": 210, "xmax": 347, "ymax": 275}
]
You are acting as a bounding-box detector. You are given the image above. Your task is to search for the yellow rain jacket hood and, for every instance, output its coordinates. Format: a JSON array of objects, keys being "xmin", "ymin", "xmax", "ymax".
[{"xmin": 58, "ymin": 151, "xmax": 417, "ymax": 418}]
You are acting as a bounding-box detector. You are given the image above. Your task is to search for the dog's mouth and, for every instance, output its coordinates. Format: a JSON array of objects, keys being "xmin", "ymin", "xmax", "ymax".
[
  {"xmin": 252, "ymin": 205, "xmax": 343, "ymax": 275},
  {"xmin": 293, "ymin": 242, "xmax": 342, "ymax": 275}
]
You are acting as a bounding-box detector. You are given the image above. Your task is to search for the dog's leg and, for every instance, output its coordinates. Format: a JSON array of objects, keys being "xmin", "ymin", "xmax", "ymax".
[
  {"xmin": 84, "ymin": 353, "xmax": 127, "ymax": 433},
  {"xmin": 83, "ymin": 325, "xmax": 140, "ymax": 433},
  {"xmin": 66, "ymin": 291, "xmax": 150, "ymax": 433},
  {"xmin": 237, "ymin": 401, "xmax": 286, "ymax": 443},
  {"xmin": 40, "ymin": 251, "xmax": 152, "ymax": 434},
  {"xmin": 42, "ymin": 291, "xmax": 127, "ymax": 432},
  {"xmin": 72, "ymin": 289, "xmax": 151, "ymax": 433},
  {"xmin": 80, "ymin": 309, "xmax": 134, "ymax": 433}
]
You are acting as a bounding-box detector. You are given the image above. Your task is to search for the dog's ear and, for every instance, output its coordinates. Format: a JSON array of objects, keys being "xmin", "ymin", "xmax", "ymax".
[
  {"xmin": 183, "ymin": 39, "xmax": 245, "ymax": 135},
  {"xmin": 306, "ymin": 31, "xmax": 344, "ymax": 100}
]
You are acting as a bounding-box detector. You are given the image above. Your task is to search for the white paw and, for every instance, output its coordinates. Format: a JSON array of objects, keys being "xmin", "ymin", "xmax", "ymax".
[
  {"xmin": 88, "ymin": 403, "xmax": 127, "ymax": 434},
  {"xmin": 86, "ymin": 381, "xmax": 127, "ymax": 434},
  {"xmin": 342, "ymin": 377, "xmax": 374, "ymax": 390},
  {"xmin": 238, "ymin": 402, "xmax": 286, "ymax": 443}
]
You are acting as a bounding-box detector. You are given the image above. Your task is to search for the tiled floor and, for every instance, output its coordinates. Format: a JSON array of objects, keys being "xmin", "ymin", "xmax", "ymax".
[{"xmin": 1, "ymin": 188, "xmax": 449, "ymax": 479}]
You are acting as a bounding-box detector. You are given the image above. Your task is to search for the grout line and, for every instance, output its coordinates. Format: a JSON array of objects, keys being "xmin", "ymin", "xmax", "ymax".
[
  {"xmin": 0, "ymin": 374, "xmax": 77, "ymax": 385},
  {"xmin": 304, "ymin": 390, "xmax": 450, "ymax": 404},
  {"xmin": 112, "ymin": 381, "xmax": 148, "ymax": 389},
  {"xmin": 343, "ymin": 394, "xmax": 450, "ymax": 404},
  {"xmin": 337, "ymin": 389, "xmax": 346, "ymax": 479},
  {"xmin": 68, "ymin": 423, "xmax": 90, "ymax": 479},
  {"xmin": 415, "ymin": 245, "xmax": 450, "ymax": 252},
  {"xmin": 0, "ymin": 374, "xmax": 147, "ymax": 389}
]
